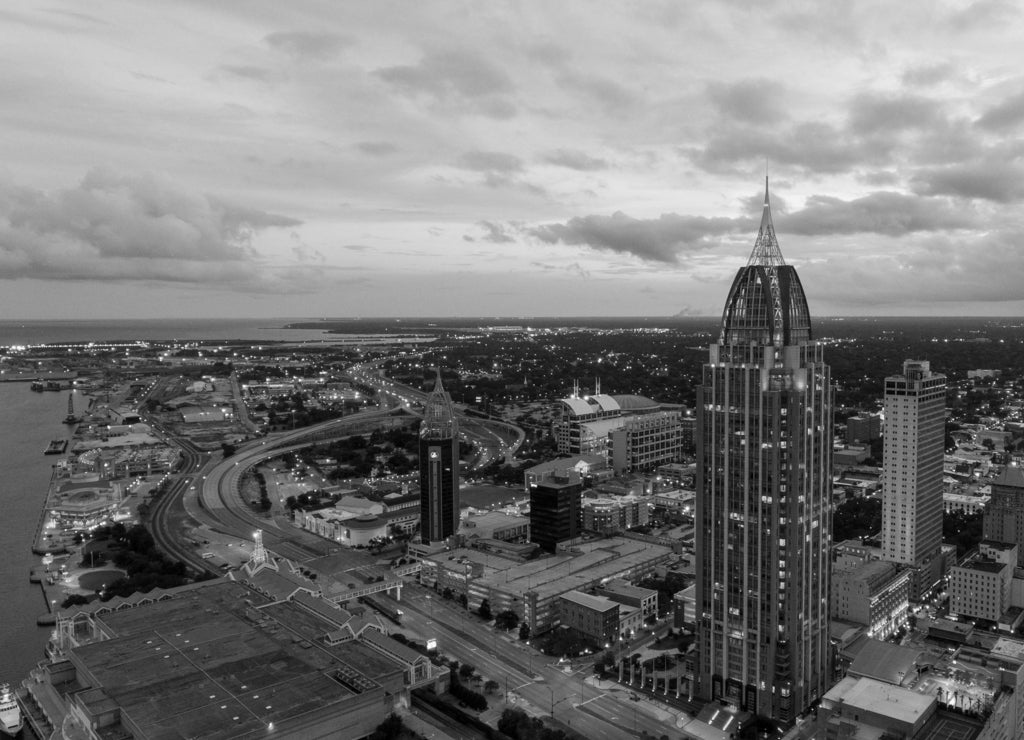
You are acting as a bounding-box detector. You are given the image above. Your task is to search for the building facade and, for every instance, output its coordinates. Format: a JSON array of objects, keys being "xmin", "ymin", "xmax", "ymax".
[
  {"xmin": 529, "ymin": 475, "xmax": 583, "ymax": 552},
  {"xmin": 830, "ymin": 561, "xmax": 910, "ymax": 641},
  {"xmin": 418, "ymin": 371, "xmax": 459, "ymax": 544},
  {"xmin": 881, "ymin": 360, "xmax": 946, "ymax": 599},
  {"xmin": 983, "ymin": 466, "xmax": 1024, "ymax": 567},
  {"xmin": 695, "ymin": 180, "xmax": 834, "ymax": 724},
  {"xmin": 581, "ymin": 494, "xmax": 649, "ymax": 534}
]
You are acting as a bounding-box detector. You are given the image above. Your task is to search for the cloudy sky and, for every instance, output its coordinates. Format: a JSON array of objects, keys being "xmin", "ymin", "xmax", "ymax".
[{"xmin": 2, "ymin": 1, "xmax": 1023, "ymax": 319}]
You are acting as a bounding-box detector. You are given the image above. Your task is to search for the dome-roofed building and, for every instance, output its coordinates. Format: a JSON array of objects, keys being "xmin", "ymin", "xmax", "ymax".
[{"xmin": 552, "ymin": 382, "xmax": 692, "ymax": 474}]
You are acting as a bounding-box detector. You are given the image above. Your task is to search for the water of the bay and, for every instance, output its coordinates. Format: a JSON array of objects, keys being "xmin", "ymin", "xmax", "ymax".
[{"xmin": 0, "ymin": 383, "xmax": 70, "ymax": 687}]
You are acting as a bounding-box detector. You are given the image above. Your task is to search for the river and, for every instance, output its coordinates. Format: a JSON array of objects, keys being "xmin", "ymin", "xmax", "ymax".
[{"xmin": 0, "ymin": 384, "xmax": 70, "ymax": 687}]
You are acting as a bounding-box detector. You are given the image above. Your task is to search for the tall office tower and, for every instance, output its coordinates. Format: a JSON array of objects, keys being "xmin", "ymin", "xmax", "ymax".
[
  {"xmin": 529, "ymin": 475, "xmax": 583, "ymax": 552},
  {"xmin": 983, "ymin": 466, "xmax": 1024, "ymax": 566},
  {"xmin": 882, "ymin": 360, "xmax": 947, "ymax": 598},
  {"xmin": 419, "ymin": 370, "xmax": 459, "ymax": 544},
  {"xmin": 695, "ymin": 179, "xmax": 833, "ymax": 725}
]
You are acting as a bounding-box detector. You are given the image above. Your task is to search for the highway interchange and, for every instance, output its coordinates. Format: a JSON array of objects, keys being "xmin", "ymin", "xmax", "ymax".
[{"xmin": 145, "ymin": 370, "xmax": 688, "ymax": 738}]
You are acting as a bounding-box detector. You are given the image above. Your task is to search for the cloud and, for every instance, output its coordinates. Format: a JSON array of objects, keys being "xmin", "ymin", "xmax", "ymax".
[
  {"xmin": 707, "ymin": 79, "xmax": 787, "ymax": 124},
  {"xmin": 800, "ymin": 228, "xmax": 1024, "ymax": 307},
  {"xmin": 265, "ymin": 31, "xmax": 349, "ymax": 61},
  {"xmin": 529, "ymin": 190, "xmax": 978, "ymax": 265},
  {"xmin": 910, "ymin": 161, "xmax": 1024, "ymax": 202},
  {"xmin": 356, "ymin": 141, "xmax": 398, "ymax": 156},
  {"xmin": 691, "ymin": 121, "xmax": 875, "ymax": 175},
  {"xmin": 0, "ymin": 168, "xmax": 305, "ymax": 290},
  {"xmin": 219, "ymin": 65, "xmax": 275, "ymax": 82},
  {"xmin": 457, "ymin": 151, "xmax": 523, "ymax": 173},
  {"xmin": 375, "ymin": 50, "xmax": 516, "ymax": 118},
  {"xmin": 785, "ymin": 192, "xmax": 977, "ymax": 236},
  {"xmin": 976, "ymin": 88, "xmax": 1024, "ymax": 131},
  {"xmin": 556, "ymin": 71, "xmax": 634, "ymax": 109},
  {"xmin": 542, "ymin": 149, "xmax": 608, "ymax": 171},
  {"xmin": 847, "ymin": 93, "xmax": 943, "ymax": 135},
  {"xmin": 901, "ymin": 62, "xmax": 955, "ymax": 87},
  {"xmin": 476, "ymin": 221, "xmax": 518, "ymax": 243},
  {"xmin": 530, "ymin": 212, "xmax": 740, "ymax": 263}
]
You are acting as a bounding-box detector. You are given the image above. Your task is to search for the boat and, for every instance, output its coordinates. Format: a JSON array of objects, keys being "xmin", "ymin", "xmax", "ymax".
[
  {"xmin": 63, "ymin": 393, "xmax": 81, "ymax": 425},
  {"xmin": 0, "ymin": 683, "xmax": 23, "ymax": 737},
  {"xmin": 30, "ymin": 379, "xmax": 44, "ymax": 392},
  {"xmin": 44, "ymin": 439, "xmax": 67, "ymax": 455}
]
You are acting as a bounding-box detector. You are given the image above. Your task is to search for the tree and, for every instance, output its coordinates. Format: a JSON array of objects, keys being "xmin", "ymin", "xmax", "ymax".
[
  {"xmin": 61, "ymin": 594, "xmax": 90, "ymax": 609},
  {"xmin": 478, "ymin": 599, "xmax": 493, "ymax": 621},
  {"xmin": 519, "ymin": 623, "xmax": 531, "ymax": 641},
  {"xmin": 484, "ymin": 679, "xmax": 500, "ymax": 695},
  {"xmin": 495, "ymin": 609, "xmax": 519, "ymax": 631},
  {"xmin": 832, "ymin": 496, "xmax": 882, "ymax": 542},
  {"xmin": 459, "ymin": 663, "xmax": 476, "ymax": 680}
]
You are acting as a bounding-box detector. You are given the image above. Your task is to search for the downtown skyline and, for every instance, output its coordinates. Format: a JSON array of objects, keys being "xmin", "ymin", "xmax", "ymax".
[{"xmin": 3, "ymin": 2, "xmax": 1024, "ymax": 319}]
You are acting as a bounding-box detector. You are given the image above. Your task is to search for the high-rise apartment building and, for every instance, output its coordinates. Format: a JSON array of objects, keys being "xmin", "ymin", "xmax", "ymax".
[
  {"xmin": 881, "ymin": 360, "xmax": 946, "ymax": 599},
  {"xmin": 419, "ymin": 371, "xmax": 459, "ymax": 544},
  {"xmin": 695, "ymin": 180, "xmax": 833, "ymax": 724}
]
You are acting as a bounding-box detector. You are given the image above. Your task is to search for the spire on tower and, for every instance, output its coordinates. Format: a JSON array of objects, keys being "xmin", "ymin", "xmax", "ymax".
[
  {"xmin": 746, "ymin": 176, "xmax": 786, "ymax": 268},
  {"xmin": 421, "ymin": 367, "xmax": 456, "ymax": 440},
  {"xmin": 252, "ymin": 530, "xmax": 267, "ymax": 565}
]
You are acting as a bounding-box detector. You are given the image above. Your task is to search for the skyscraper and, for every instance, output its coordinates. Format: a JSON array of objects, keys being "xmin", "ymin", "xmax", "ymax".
[
  {"xmin": 419, "ymin": 370, "xmax": 459, "ymax": 544},
  {"xmin": 882, "ymin": 360, "xmax": 946, "ymax": 598},
  {"xmin": 695, "ymin": 179, "xmax": 833, "ymax": 724}
]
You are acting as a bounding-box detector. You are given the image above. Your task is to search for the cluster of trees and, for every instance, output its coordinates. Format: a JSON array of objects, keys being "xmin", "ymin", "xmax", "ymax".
[
  {"xmin": 832, "ymin": 496, "xmax": 985, "ymax": 557},
  {"xmin": 367, "ymin": 714, "xmax": 424, "ymax": 740},
  {"xmin": 494, "ymin": 609, "xmax": 519, "ymax": 631},
  {"xmin": 448, "ymin": 667, "xmax": 488, "ymax": 711},
  {"xmin": 944, "ymin": 510, "xmax": 984, "ymax": 557},
  {"xmin": 638, "ymin": 571, "xmax": 689, "ymax": 617},
  {"xmin": 253, "ymin": 471, "xmax": 272, "ymax": 512},
  {"xmin": 832, "ymin": 496, "xmax": 882, "ymax": 542},
  {"xmin": 537, "ymin": 629, "xmax": 592, "ymax": 658},
  {"xmin": 497, "ymin": 708, "xmax": 577, "ymax": 740},
  {"xmin": 74, "ymin": 524, "xmax": 207, "ymax": 602},
  {"xmin": 310, "ymin": 427, "xmax": 422, "ymax": 480}
]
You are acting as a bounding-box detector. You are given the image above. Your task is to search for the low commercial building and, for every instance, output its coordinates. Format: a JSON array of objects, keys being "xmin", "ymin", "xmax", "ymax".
[
  {"xmin": 950, "ymin": 543, "xmax": 1016, "ymax": 622},
  {"xmin": 49, "ymin": 481, "xmax": 125, "ymax": 532},
  {"xmin": 597, "ymin": 578, "xmax": 658, "ymax": 620},
  {"xmin": 831, "ymin": 560, "xmax": 910, "ymax": 641},
  {"xmin": 25, "ymin": 577, "xmax": 445, "ymax": 740},
  {"xmin": 847, "ymin": 413, "xmax": 882, "ymax": 443},
  {"xmin": 109, "ymin": 446, "xmax": 180, "ymax": 478},
  {"xmin": 415, "ymin": 537, "xmax": 672, "ymax": 635},
  {"xmin": 523, "ymin": 454, "xmax": 608, "ymax": 492},
  {"xmin": 558, "ymin": 590, "xmax": 620, "ymax": 645},
  {"xmin": 653, "ymin": 488, "xmax": 695, "ymax": 517},
  {"xmin": 581, "ymin": 494, "xmax": 649, "ymax": 534},
  {"xmin": 300, "ymin": 510, "xmax": 388, "ymax": 547},
  {"xmin": 457, "ymin": 510, "xmax": 530, "ymax": 543},
  {"xmin": 946, "ymin": 490, "xmax": 990, "ymax": 515},
  {"xmin": 818, "ymin": 676, "xmax": 937, "ymax": 739}
]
